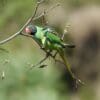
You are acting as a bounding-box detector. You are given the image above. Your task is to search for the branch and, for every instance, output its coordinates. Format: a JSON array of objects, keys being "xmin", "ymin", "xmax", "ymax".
[
  {"xmin": 0, "ymin": 3, "xmax": 60, "ymax": 45},
  {"xmin": 0, "ymin": 0, "xmax": 43, "ymax": 45},
  {"xmin": 29, "ymin": 53, "xmax": 49, "ymax": 70},
  {"xmin": 20, "ymin": 32, "xmax": 33, "ymax": 38},
  {"xmin": 33, "ymin": 3, "xmax": 60, "ymax": 20}
]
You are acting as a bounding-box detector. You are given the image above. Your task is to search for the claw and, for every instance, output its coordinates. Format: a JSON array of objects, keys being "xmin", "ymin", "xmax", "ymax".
[{"xmin": 74, "ymin": 77, "xmax": 85, "ymax": 88}]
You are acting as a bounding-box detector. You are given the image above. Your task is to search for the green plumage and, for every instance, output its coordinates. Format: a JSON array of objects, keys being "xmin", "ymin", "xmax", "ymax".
[
  {"xmin": 31, "ymin": 25, "xmax": 76, "ymax": 78},
  {"xmin": 33, "ymin": 26, "xmax": 65, "ymax": 50},
  {"xmin": 27, "ymin": 25, "xmax": 83, "ymax": 85}
]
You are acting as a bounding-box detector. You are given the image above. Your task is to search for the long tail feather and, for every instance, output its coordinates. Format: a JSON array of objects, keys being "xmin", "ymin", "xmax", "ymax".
[{"xmin": 58, "ymin": 49, "xmax": 84, "ymax": 86}]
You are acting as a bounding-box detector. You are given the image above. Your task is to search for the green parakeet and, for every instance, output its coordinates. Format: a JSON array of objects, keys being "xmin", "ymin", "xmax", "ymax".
[{"xmin": 25, "ymin": 25, "xmax": 83, "ymax": 85}]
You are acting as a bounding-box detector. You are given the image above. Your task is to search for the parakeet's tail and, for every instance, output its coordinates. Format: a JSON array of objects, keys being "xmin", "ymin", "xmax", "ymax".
[{"xmin": 58, "ymin": 49, "xmax": 84, "ymax": 86}]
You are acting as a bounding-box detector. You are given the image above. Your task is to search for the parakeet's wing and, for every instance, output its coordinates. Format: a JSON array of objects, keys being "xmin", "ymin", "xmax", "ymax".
[
  {"xmin": 46, "ymin": 31, "xmax": 62, "ymax": 44},
  {"xmin": 43, "ymin": 26, "xmax": 59, "ymax": 36}
]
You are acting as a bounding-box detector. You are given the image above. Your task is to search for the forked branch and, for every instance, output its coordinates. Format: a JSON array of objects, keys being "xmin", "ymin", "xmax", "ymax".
[{"xmin": 0, "ymin": 1, "xmax": 60, "ymax": 45}]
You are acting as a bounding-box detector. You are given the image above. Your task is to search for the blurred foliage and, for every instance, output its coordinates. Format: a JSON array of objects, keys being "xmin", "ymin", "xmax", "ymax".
[{"xmin": 0, "ymin": 0, "xmax": 100, "ymax": 100}]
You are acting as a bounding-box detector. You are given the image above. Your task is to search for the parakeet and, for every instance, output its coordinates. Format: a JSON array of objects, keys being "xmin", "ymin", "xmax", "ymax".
[{"xmin": 25, "ymin": 25, "xmax": 83, "ymax": 85}]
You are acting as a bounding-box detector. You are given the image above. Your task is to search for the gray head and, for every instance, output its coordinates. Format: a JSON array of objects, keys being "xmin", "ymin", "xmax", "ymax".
[{"xmin": 25, "ymin": 25, "xmax": 37, "ymax": 35}]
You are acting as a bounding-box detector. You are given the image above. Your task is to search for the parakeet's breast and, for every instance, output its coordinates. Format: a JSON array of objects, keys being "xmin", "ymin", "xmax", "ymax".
[{"xmin": 35, "ymin": 26, "xmax": 44, "ymax": 40}]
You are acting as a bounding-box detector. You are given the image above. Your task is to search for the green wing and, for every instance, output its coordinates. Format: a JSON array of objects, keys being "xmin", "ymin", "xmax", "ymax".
[{"xmin": 46, "ymin": 32, "xmax": 62, "ymax": 44}]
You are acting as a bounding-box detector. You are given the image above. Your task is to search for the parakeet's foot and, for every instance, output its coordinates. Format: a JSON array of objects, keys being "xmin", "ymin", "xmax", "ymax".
[{"xmin": 74, "ymin": 77, "xmax": 85, "ymax": 88}]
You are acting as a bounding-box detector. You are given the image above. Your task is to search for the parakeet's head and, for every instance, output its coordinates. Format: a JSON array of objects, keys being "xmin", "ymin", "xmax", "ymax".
[{"xmin": 25, "ymin": 25, "xmax": 37, "ymax": 35}]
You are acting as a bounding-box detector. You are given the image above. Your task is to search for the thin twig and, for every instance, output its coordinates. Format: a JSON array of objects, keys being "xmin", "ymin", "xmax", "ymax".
[
  {"xmin": 0, "ymin": 3, "xmax": 60, "ymax": 45},
  {"xmin": 31, "ymin": 0, "xmax": 43, "ymax": 20},
  {"xmin": 0, "ymin": 0, "xmax": 43, "ymax": 45},
  {"xmin": 0, "ymin": 17, "xmax": 32, "ymax": 45},
  {"xmin": 29, "ymin": 53, "xmax": 49, "ymax": 70},
  {"xmin": 33, "ymin": 3, "xmax": 60, "ymax": 20},
  {"xmin": 20, "ymin": 32, "xmax": 33, "ymax": 38}
]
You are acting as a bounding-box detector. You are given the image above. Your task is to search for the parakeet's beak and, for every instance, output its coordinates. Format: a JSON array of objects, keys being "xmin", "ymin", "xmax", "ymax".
[{"xmin": 25, "ymin": 27, "xmax": 32, "ymax": 35}]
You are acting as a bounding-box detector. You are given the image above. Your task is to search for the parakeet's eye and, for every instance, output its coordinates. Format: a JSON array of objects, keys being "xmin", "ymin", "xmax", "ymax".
[{"xmin": 25, "ymin": 25, "xmax": 37, "ymax": 35}]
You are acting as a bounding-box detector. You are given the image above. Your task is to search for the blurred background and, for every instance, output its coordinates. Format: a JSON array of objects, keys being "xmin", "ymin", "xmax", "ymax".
[{"xmin": 0, "ymin": 0, "xmax": 100, "ymax": 100}]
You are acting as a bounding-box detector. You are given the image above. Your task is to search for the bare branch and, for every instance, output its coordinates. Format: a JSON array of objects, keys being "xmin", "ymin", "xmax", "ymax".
[
  {"xmin": 29, "ymin": 53, "xmax": 49, "ymax": 70},
  {"xmin": 20, "ymin": 32, "xmax": 33, "ymax": 38},
  {"xmin": 0, "ymin": 0, "xmax": 42, "ymax": 45},
  {"xmin": 33, "ymin": 3, "xmax": 60, "ymax": 20},
  {"xmin": 0, "ymin": 19, "xmax": 30, "ymax": 44},
  {"xmin": 0, "ymin": 3, "xmax": 60, "ymax": 45}
]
